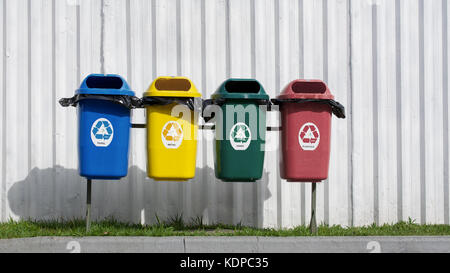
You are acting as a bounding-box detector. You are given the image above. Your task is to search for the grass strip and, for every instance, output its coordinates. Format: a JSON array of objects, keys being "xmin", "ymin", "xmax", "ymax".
[{"xmin": 1, "ymin": 217, "xmax": 450, "ymax": 239}]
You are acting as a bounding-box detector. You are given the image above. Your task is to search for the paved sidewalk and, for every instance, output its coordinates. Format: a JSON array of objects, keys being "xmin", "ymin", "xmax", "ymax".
[{"xmin": 0, "ymin": 236, "xmax": 449, "ymax": 253}]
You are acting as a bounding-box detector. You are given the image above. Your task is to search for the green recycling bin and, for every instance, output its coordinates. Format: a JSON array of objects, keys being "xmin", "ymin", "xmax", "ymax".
[{"xmin": 205, "ymin": 79, "xmax": 270, "ymax": 182}]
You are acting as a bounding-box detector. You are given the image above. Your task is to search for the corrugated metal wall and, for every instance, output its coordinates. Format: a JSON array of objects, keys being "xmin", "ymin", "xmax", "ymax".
[{"xmin": 0, "ymin": 0, "xmax": 449, "ymax": 228}]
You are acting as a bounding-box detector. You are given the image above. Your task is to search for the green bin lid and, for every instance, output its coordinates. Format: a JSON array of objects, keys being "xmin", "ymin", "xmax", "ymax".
[{"xmin": 211, "ymin": 78, "xmax": 269, "ymax": 101}]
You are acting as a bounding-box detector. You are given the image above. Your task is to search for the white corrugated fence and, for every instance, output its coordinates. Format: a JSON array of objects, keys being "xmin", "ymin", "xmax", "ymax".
[{"xmin": 0, "ymin": 0, "xmax": 449, "ymax": 227}]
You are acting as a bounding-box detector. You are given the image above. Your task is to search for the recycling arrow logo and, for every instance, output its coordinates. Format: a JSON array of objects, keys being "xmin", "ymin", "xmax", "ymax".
[
  {"xmin": 298, "ymin": 122, "xmax": 320, "ymax": 151},
  {"xmin": 230, "ymin": 122, "xmax": 252, "ymax": 151},
  {"xmin": 161, "ymin": 121, "xmax": 183, "ymax": 149},
  {"xmin": 90, "ymin": 118, "xmax": 114, "ymax": 147}
]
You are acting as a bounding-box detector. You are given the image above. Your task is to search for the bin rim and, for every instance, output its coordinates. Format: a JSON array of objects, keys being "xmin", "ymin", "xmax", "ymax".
[
  {"xmin": 276, "ymin": 79, "xmax": 334, "ymax": 100},
  {"xmin": 211, "ymin": 78, "xmax": 270, "ymax": 101},
  {"xmin": 76, "ymin": 73, "xmax": 135, "ymax": 97},
  {"xmin": 144, "ymin": 76, "xmax": 201, "ymax": 98}
]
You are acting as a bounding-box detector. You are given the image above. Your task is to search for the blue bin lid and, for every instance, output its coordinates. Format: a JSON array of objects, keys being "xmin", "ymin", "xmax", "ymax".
[{"xmin": 76, "ymin": 74, "xmax": 134, "ymax": 96}]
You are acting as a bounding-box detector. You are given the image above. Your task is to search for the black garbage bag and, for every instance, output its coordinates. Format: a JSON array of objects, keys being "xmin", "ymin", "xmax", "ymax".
[
  {"xmin": 59, "ymin": 94, "xmax": 141, "ymax": 109},
  {"xmin": 201, "ymin": 98, "xmax": 272, "ymax": 123},
  {"xmin": 271, "ymin": 98, "xmax": 346, "ymax": 119},
  {"xmin": 140, "ymin": 96, "xmax": 203, "ymax": 112}
]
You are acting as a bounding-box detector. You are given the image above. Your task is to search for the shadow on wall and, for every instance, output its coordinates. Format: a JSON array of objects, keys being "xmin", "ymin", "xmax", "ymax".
[{"xmin": 7, "ymin": 166, "xmax": 272, "ymax": 227}]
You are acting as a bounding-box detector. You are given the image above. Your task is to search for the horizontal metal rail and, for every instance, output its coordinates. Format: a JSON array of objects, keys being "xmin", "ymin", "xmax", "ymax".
[
  {"xmin": 131, "ymin": 124, "xmax": 281, "ymax": 131},
  {"xmin": 131, "ymin": 123, "xmax": 146, "ymax": 129}
]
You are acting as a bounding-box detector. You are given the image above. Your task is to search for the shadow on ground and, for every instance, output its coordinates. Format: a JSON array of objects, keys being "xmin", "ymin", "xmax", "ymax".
[{"xmin": 7, "ymin": 165, "xmax": 272, "ymax": 227}]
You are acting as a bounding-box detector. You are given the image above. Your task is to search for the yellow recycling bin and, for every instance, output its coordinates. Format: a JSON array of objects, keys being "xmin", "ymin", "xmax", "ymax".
[{"xmin": 143, "ymin": 77, "xmax": 201, "ymax": 181}]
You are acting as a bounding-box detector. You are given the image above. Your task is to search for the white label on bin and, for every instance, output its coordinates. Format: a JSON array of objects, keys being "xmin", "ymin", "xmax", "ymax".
[
  {"xmin": 298, "ymin": 122, "xmax": 320, "ymax": 151},
  {"xmin": 91, "ymin": 118, "xmax": 114, "ymax": 147},
  {"xmin": 161, "ymin": 121, "xmax": 183, "ymax": 149},
  {"xmin": 230, "ymin": 122, "xmax": 252, "ymax": 151}
]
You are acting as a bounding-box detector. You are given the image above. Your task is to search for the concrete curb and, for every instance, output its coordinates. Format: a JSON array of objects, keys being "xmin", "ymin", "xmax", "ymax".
[{"xmin": 0, "ymin": 236, "xmax": 449, "ymax": 253}]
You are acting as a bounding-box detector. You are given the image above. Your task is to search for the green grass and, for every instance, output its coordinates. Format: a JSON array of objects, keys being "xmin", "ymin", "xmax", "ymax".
[{"xmin": 1, "ymin": 216, "xmax": 450, "ymax": 239}]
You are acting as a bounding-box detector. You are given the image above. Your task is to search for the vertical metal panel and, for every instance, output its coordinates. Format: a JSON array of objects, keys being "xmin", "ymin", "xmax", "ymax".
[
  {"xmin": 0, "ymin": 0, "xmax": 449, "ymax": 227},
  {"xmin": 351, "ymin": 0, "xmax": 376, "ymax": 226},
  {"xmin": 1, "ymin": 0, "xmax": 5, "ymax": 222},
  {"xmin": 327, "ymin": 0, "xmax": 350, "ymax": 227},
  {"xmin": 376, "ymin": 0, "xmax": 398, "ymax": 225},
  {"xmin": 423, "ymin": 0, "xmax": 445, "ymax": 224},
  {"xmin": 127, "ymin": 0, "xmax": 151, "ymax": 225},
  {"xmin": 4, "ymin": 0, "xmax": 29, "ymax": 221},
  {"xmin": 445, "ymin": 0, "xmax": 450, "ymax": 225},
  {"xmin": 399, "ymin": 0, "xmax": 421, "ymax": 224}
]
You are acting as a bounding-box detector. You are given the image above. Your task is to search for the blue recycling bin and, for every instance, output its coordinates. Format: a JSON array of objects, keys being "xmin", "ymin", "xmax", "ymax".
[{"xmin": 77, "ymin": 74, "xmax": 134, "ymax": 180}]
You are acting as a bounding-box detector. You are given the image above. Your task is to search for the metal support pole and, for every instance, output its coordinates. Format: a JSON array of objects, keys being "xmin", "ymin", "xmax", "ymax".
[
  {"xmin": 86, "ymin": 179, "xmax": 92, "ymax": 232},
  {"xmin": 309, "ymin": 182, "xmax": 318, "ymax": 235}
]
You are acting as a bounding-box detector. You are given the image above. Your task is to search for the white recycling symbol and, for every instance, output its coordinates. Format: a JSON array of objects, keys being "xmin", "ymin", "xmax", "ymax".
[
  {"xmin": 161, "ymin": 121, "xmax": 183, "ymax": 149},
  {"xmin": 166, "ymin": 126, "xmax": 178, "ymax": 139},
  {"xmin": 235, "ymin": 127, "xmax": 247, "ymax": 141},
  {"xmin": 90, "ymin": 118, "xmax": 114, "ymax": 147},
  {"xmin": 298, "ymin": 122, "xmax": 320, "ymax": 151},
  {"xmin": 230, "ymin": 122, "xmax": 252, "ymax": 151},
  {"xmin": 304, "ymin": 128, "xmax": 315, "ymax": 141}
]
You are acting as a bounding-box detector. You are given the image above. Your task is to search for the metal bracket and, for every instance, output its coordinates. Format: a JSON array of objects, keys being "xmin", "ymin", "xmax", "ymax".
[
  {"xmin": 131, "ymin": 123, "xmax": 146, "ymax": 128},
  {"xmin": 200, "ymin": 124, "xmax": 215, "ymax": 130},
  {"xmin": 267, "ymin": 126, "xmax": 281, "ymax": 131}
]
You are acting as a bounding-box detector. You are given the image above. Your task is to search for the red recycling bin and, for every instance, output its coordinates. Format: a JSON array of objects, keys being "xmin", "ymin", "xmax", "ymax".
[{"xmin": 273, "ymin": 80, "xmax": 345, "ymax": 182}]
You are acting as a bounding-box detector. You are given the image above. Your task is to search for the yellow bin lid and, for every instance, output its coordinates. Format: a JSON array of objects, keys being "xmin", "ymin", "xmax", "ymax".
[{"xmin": 144, "ymin": 76, "xmax": 201, "ymax": 98}]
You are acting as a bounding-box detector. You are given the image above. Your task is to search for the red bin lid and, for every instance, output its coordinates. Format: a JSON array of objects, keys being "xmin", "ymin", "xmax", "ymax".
[{"xmin": 276, "ymin": 80, "xmax": 334, "ymax": 100}]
